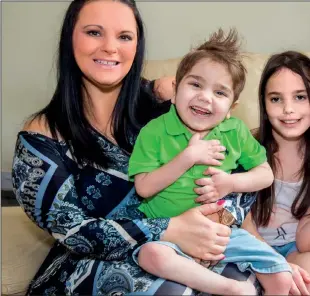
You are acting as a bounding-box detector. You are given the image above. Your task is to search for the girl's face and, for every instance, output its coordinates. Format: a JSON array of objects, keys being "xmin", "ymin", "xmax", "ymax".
[
  {"xmin": 72, "ymin": 0, "xmax": 138, "ymax": 89},
  {"xmin": 265, "ymin": 67, "xmax": 310, "ymax": 141}
]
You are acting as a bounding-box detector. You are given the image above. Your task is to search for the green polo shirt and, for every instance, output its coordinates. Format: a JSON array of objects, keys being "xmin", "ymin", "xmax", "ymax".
[{"xmin": 128, "ymin": 105, "xmax": 266, "ymax": 218}]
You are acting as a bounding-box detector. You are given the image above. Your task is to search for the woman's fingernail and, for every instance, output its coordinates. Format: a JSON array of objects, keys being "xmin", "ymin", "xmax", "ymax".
[
  {"xmin": 221, "ymin": 256, "xmax": 226, "ymax": 260},
  {"xmin": 217, "ymin": 200, "xmax": 225, "ymax": 205}
]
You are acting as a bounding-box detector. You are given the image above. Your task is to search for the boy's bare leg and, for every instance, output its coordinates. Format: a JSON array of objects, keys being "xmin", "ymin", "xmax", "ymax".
[
  {"xmin": 138, "ymin": 242, "xmax": 257, "ymax": 296},
  {"xmin": 256, "ymin": 272, "xmax": 292, "ymax": 295}
]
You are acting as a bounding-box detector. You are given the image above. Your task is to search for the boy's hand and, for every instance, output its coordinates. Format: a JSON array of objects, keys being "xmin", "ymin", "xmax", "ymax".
[
  {"xmin": 186, "ymin": 133, "xmax": 226, "ymax": 166},
  {"xmin": 194, "ymin": 167, "xmax": 235, "ymax": 203}
]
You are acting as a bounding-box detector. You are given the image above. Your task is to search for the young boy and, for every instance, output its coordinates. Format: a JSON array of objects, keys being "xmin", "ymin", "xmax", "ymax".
[{"xmin": 128, "ymin": 29, "xmax": 292, "ymax": 295}]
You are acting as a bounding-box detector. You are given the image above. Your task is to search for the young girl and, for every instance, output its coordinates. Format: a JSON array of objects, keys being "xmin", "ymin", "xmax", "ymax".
[{"xmin": 252, "ymin": 50, "xmax": 310, "ymax": 294}]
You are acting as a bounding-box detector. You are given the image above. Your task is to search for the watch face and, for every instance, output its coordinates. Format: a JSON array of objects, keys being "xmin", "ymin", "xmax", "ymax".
[{"xmin": 219, "ymin": 208, "xmax": 235, "ymax": 226}]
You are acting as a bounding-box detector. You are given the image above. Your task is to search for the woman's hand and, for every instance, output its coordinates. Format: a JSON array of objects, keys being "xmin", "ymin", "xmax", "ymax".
[
  {"xmin": 161, "ymin": 202, "xmax": 231, "ymax": 261},
  {"xmin": 289, "ymin": 263, "xmax": 310, "ymax": 295}
]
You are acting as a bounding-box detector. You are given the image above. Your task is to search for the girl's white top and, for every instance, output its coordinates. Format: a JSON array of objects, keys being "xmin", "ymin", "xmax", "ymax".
[{"xmin": 258, "ymin": 179, "xmax": 302, "ymax": 246}]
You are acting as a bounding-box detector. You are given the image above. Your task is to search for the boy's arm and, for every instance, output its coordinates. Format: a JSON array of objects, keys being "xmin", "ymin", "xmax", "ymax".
[
  {"xmin": 231, "ymin": 161, "xmax": 274, "ymax": 192},
  {"xmin": 197, "ymin": 162, "xmax": 273, "ymax": 203},
  {"xmin": 135, "ymin": 149, "xmax": 194, "ymax": 198},
  {"xmin": 296, "ymin": 210, "xmax": 310, "ymax": 252}
]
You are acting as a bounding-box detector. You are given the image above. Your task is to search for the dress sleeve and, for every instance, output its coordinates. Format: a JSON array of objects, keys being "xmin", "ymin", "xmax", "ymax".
[{"xmin": 12, "ymin": 132, "xmax": 169, "ymax": 260}]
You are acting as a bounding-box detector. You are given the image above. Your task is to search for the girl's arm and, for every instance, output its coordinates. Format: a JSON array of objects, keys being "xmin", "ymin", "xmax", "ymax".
[
  {"xmin": 241, "ymin": 212, "xmax": 267, "ymax": 242},
  {"xmin": 296, "ymin": 209, "xmax": 310, "ymax": 252}
]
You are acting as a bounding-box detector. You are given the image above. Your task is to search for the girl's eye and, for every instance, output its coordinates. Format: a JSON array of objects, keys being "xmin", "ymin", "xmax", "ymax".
[
  {"xmin": 296, "ymin": 95, "xmax": 307, "ymax": 101},
  {"xmin": 270, "ymin": 97, "xmax": 281, "ymax": 103},
  {"xmin": 87, "ymin": 30, "xmax": 101, "ymax": 37},
  {"xmin": 120, "ymin": 35, "xmax": 132, "ymax": 41}
]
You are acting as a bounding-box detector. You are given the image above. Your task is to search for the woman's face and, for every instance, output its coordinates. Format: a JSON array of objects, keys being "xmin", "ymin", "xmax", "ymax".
[{"xmin": 73, "ymin": 0, "xmax": 138, "ymax": 89}]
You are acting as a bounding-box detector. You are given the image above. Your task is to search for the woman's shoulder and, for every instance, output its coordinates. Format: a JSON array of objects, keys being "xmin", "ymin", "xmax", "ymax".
[
  {"xmin": 22, "ymin": 115, "xmax": 53, "ymax": 138},
  {"xmin": 18, "ymin": 115, "xmax": 66, "ymax": 149}
]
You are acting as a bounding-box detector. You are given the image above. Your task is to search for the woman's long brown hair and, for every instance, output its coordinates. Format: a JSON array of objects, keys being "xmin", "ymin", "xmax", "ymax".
[{"xmin": 252, "ymin": 51, "xmax": 310, "ymax": 227}]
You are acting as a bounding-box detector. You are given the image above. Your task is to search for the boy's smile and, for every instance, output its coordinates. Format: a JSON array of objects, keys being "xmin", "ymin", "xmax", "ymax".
[{"xmin": 172, "ymin": 58, "xmax": 235, "ymax": 136}]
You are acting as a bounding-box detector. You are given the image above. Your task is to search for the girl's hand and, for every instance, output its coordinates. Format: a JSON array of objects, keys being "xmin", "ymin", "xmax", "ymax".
[
  {"xmin": 161, "ymin": 202, "xmax": 231, "ymax": 261},
  {"xmin": 194, "ymin": 167, "xmax": 235, "ymax": 203},
  {"xmin": 289, "ymin": 263, "xmax": 310, "ymax": 295},
  {"xmin": 187, "ymin": 133, "xmax": 226, "ymax": 167}
]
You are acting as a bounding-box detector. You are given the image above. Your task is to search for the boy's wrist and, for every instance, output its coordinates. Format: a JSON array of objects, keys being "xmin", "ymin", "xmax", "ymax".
[
  {"xmin": 229, "ymin": 174, "xmax": 237, "ymax": 192},
  {"xmin": 182, "ymin": 147, "xmax": 196, "ymax": 167}
]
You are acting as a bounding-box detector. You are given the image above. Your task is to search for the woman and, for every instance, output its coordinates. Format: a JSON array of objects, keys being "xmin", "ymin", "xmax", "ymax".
[{"xmin": 12, "ymin": 0, "xmax": 257, "ymax": 294}]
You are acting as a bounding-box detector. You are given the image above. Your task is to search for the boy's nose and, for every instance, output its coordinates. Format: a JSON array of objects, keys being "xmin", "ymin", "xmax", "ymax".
[{"xmin": 198, "ymin": 92, "xmax": 212, "ymax": 103}]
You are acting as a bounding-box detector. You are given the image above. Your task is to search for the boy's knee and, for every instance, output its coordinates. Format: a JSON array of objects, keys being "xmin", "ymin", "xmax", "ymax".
[
  {"xmin": 138, "ymin": 243, "xmax": 173, "ymax": 273},
  {"xmin": 276, "ymin": 271, "xmax": 293, "ymax": 291}
]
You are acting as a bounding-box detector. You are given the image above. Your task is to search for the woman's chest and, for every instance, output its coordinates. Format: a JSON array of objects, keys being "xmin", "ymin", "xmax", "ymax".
[{"xmin": 73, "ymin": 166, "xmax": 134, "ymax": 218}]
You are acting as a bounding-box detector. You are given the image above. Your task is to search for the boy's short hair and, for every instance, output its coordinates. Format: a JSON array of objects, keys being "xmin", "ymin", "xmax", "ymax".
[{"xmin": 175, "ymin": 28, "xmax": 247, "ymax": 102}]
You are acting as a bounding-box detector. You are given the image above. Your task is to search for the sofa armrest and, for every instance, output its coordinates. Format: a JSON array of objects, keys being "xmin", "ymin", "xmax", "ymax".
[{"xmin": 2, "ymin": 207, "xmax": 55, "ymax": 295}]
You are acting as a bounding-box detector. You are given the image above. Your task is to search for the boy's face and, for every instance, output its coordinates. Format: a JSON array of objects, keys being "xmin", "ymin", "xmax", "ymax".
[{"xmin": 172, "ymin": 58, "xmax": 236, "ymax": 136}]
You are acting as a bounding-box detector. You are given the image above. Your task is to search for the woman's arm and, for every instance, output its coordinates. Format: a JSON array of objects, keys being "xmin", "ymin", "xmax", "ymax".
[
  {"xmin": 13, "ymin": 130, "xmax": 231, "ymax": 262},
  {"xmin": 12, "ymin": 131, "xmax": 170, "ymax": 260}
]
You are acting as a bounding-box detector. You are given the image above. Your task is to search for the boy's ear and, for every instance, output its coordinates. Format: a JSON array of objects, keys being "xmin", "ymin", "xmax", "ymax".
[
  {"xmin": 231, "ymin": 100, "xmax": 239, "ymax": 110},
  {"xmin": 226, "ymin": 100, "xmax": 239, "ymax": 119}
]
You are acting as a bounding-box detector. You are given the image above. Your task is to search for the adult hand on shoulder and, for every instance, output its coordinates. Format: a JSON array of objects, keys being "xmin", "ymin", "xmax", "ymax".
[
  {"xmin": 154, "ymin": 76, "xmax": 175, "ymax": 101},
  {"xmin": 289, "ymin": 263, "xmax": 310, "ymax": 295},
  {"xmin": 161, "ymin": 202, "xmax": 231, "ymax": 261}
]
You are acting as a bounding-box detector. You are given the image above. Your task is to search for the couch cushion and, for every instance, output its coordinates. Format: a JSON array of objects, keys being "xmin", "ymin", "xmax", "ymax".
[{"xmin": 2, "ymin": 207, "xmax": 55, "ymax": 295}]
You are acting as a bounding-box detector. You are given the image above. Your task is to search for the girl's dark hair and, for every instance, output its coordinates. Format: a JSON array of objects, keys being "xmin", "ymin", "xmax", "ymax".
[
  {"xmin": 33, "ymin": 0, "xmax": 146, "ymax": 168},
  {"xmin": 252, "ymin": 51, "xmax": 310, "ymax": 226}
]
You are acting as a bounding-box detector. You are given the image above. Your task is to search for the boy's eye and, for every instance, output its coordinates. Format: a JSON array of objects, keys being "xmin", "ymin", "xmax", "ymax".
[
  {"xmin": 120, "ymin": 35, "xmax": 132, "ymax": 41},
  {"xmin": 216, "ymin": 91, "xmax": 227, "ymax": 97},
  {"xmin": 189, "ymin": 82, "xmax": 201, "ymax": 88},
  {"xmin": 87, "ymin": 30, "xmax": 101, "ymax": 37},
  {"xmin": 270, "ymin": 97, "xmax": 281, "ymax": 103}
]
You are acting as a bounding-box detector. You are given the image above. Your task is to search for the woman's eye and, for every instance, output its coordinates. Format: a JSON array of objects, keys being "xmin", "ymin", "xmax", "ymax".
[
  {"xmin": 270, "ymin": 97, "xmax": 281, "ymax": 103},
  {"xmin": 120, "ymin": 35, "xmax": 132, "ymax": 41},
  {"xmin": 87, "ymin": 30, "xmax": 101, "ymax": 37}
]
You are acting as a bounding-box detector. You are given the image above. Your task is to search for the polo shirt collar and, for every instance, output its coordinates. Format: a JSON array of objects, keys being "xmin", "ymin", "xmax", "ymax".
[{"xmin": 164, "ymin": 104, "xmax": 237, "ymax": 136}]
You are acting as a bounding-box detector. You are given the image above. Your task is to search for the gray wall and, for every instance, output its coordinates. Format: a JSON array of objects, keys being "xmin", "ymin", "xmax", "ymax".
[{"xmin": 2, "ymin": 1, "xmax": 310, "ymax": 172}]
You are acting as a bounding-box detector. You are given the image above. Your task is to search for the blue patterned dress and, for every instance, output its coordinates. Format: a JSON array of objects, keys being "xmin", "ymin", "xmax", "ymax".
[{"xmin": 12, "ymin": 93, "xmax": 261, "ymax": 296}]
